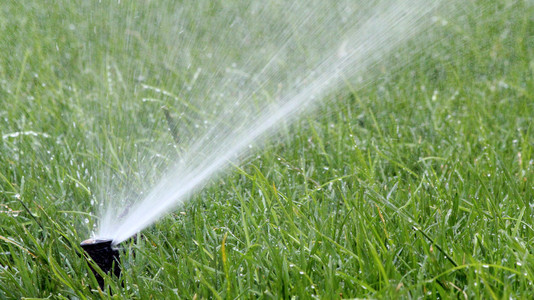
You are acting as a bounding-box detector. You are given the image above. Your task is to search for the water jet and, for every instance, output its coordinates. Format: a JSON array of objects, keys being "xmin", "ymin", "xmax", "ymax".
[
  {"xmin": 80, "ymin": 239, "xmax": 121, "ymax": 289},
  {"xmin": 97, "ymin": 0, "xmax": 447, "ymax": 244}
]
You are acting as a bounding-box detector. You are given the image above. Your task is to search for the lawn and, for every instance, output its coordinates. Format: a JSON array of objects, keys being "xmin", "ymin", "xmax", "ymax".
[{"xmin": 0, "ymin": 0, "xmax": 533, "ymax": 299}]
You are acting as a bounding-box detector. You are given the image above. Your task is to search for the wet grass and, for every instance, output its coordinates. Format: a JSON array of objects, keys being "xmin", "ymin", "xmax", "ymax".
[{"xmin": 1, "ymin": 0, "xmax": 533, "ymax": 299}]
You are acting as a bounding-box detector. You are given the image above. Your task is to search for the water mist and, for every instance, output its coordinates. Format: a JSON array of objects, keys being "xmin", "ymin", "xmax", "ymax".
[{"xmin": 89, "ymin": 0, "xmax": 451, "ymax": 244}]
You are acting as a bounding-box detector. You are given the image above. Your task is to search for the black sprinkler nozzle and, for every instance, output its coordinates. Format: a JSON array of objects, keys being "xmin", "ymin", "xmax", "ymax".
[{"xmin": 80, "ymin": 239, "xmax": 120, "ymax": 289}]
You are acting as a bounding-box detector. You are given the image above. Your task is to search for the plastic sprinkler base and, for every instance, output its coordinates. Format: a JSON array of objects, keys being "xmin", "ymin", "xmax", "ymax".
[{"xmin": 80, "ymin": 239, "xmax": 120, "ymax": 289}]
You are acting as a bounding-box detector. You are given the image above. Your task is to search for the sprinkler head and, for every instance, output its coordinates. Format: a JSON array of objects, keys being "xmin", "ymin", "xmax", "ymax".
[{"xmin": 80, "ymin": 239, "xmax": 120, "ymax": 289}]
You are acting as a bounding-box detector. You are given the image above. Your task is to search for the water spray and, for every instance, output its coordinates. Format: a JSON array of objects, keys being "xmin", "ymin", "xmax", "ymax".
[
  {"xmin": 96, "ymin": 0, "xmax": 448, "ymax": 244},
  {"xmin": 80, "ymin": 239, "xmax": 121, "ymax": 289}
]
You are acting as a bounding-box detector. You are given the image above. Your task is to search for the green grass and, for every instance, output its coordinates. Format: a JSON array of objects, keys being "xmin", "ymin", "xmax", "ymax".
[{"xmin": 1, "ymin": 0, "xmax": 533, "ymax": 299}]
